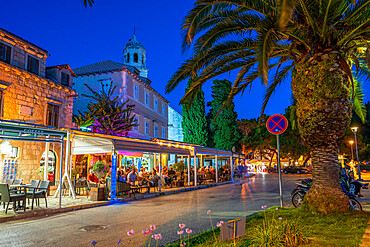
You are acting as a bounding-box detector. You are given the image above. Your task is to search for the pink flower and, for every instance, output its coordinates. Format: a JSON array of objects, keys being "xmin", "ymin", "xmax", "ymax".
[
  {"xmin": 157, "ymin": 233, "xmax": 162, "ymax": 240},
  {"xmin": 207, "ymin": 210, "xmax": 211, "ymax": 214},
  {"xmin": 179, "ymin": 223, "xmax": 186, "ymax": 229},
  {"xmin": 186, "ymin": 228, "xmax": 192, "ymax": 234},
  {"xmin": 150, "ymin": 224, "xmax": 157, "ymax": 230},
  {"xmin": 101, "ymin": 171, "xmax": 104, "ymax": 173},
  {"xmin": 279, "ymin": 217, "xmax": 282, "ymax": 220},
  {"xmin": 177, "ymin": 230, "xmax": 184, "ymax": 235},
  {"xmin": 275, "ymin": 207, "xmax": 279, "ymax": 210},
  {"xmin": 217, "ymin": 221, "xmax": 224, "ymax": 227},
  {"xmin": 180, "ymin": 243, "xmax": 186, "ymax": 246},
  {"xmin": 104, "ymin": 166, "xmax": 107, "ymax": 169},
  {"xmin": 142, "ymin": 229, "xmax": 152, "ymax": 236},
  {"xmin": 127, "ymin": 229, "xmax": 134, "ymax": 237},
  {"xmin": 261, "ymin": 205, "xmax": 267, "ymax": 209}
]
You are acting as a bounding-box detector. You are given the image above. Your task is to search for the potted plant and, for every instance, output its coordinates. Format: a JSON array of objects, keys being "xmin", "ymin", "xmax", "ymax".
[{"xmin": 90, "ymin": 160, "xmax": 109, "ymax": 201}]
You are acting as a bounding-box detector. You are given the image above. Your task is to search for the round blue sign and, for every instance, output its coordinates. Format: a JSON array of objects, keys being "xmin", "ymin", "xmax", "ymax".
[{"xmin": 266, "ymin": 114, "xmax": 288, "ymax": 135}]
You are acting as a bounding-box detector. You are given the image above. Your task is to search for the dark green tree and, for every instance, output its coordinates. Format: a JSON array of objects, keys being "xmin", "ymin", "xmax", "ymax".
[
  {"xmin": 73, "ymin": 82, "xmax": 138, "ymax": 137},
  {"xmin": 182, "ymin": 80, "xmax": 208, "ymax": 146},
  {"xmin": 207, "ymin": 79, "xmax": 241, "ymax": 151}
]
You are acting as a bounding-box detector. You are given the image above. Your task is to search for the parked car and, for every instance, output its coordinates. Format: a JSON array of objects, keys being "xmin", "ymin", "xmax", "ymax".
[{"xmin": 283, "ymin": 166, "xmax": 309, "ymax": 174}]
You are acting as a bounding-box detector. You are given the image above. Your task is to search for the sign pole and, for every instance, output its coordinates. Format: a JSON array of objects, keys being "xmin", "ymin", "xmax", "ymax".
[
  {"xmin": 276, "ymin": 134, "xmax": 283, "ymax": 207},
  {"xmin": 266, "ymin": 114, "xmax": 288, "ymax": 208}
]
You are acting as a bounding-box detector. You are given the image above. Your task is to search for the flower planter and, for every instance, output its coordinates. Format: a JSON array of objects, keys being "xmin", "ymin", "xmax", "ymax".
[{"xmin": 90, "ymin": 187, "xmax": 106, "ymax": 201}]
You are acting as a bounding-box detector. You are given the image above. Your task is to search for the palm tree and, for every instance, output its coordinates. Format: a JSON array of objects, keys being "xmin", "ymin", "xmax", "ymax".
[{"xmin": 166, "ymin": 0, "xmax": 370, "ymax": 213}]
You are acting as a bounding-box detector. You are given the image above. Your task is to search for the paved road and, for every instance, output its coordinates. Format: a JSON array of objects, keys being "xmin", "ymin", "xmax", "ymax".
[{"xmin": 0, "ymin": 173, "xmax": 309, "ymax": 247}]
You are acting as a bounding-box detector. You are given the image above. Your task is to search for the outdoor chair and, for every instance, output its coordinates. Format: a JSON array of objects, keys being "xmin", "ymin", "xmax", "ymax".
[
  {"xmin": 74, "ymin": 178, "xmax": 88, "ymax": 195},
  {"xmin": 26, "ymin": 180, "xmax": 50, "ymax": 210},
  {"xmin": 5, "ymin": 179, "xmax": 14, "ymax": 185},
  {"xmin": 0, "ymin": 183, "xmax": 26, "ymax": 214},
  {"xmin": 13, "ymin": 179, "xmax": 22, "ymax": 185},
  {"xmin": 150, "ymin": 178, "xmax": 159, "ymax": 192},
  {"xmin": 29, "ymin": 180, "xmax": 40, "ymax": 188},
  {"xmin": 86, "ymin": 180, "xmax": 98, "ymax": 199}
]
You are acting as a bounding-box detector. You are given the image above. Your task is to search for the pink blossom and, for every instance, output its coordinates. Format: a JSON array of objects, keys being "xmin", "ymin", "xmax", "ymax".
[
  {"xmin": 217, "ymin": 221, "xmax": 224, "ymax": 227},
  {"xmin": 207, "ymin": 210, "xmax": 211, "ymax": 214},
  {"xmin": 150, "ymin": 224, "xmax": 157, "ymax": 230},
  {"xmin": 101, "ymin": 171, "xmax": 104, "ymax": 173},
  {"xmin": 275, "ymin": 207, "xmax": 279, "ymax": 210},
  {"xmin": 279, "ymin": 217, "xmax": 282, "ymax": 220},
  {"xmin": 104, "ymin": 166, "xmax": 107, "ymax": 169},
  {"xmin": 185, "ymin": 228, "xmax": 192, "ymax": 234},
  {"xmin": 152, "ymin": 234, "xmax": 162, "ymax": 240},
  {"xmin": 177, "ymin": 230, "xmax": 183, "ymax": 235},
  {"xmin": 142, "ymin": 229, "xmax": 151, "ymax": 236},
  {"xmin": 261, "ymin": 205, "xmax": 267, "ymax": 209},
  {"xmin": 179, "ymin": 223, "xmax": 186, "ymax": 229},
  {"xmin": 180, "ymin": 243, "xmax": 186, "ymax": 246},
  {"xmin": 127, "ymin": 230, "xmax": 134, "ymax": 237}
]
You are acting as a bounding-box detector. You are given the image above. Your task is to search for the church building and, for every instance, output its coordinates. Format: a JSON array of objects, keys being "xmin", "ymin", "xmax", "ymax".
[{"xmin": 73, "ymin": 35, "xmax": 168, "ymax": 140}]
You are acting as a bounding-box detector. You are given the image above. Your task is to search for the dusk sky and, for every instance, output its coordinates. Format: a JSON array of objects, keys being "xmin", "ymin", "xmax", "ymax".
[{"xmin": 2, "ymin": 0, "xmax": 369, "ymax": 119}]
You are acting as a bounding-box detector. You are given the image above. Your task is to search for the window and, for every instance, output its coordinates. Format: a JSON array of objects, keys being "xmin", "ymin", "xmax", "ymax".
[
  {"xmin": 162, "ymin": 104, "xmax": 166, "ymax": 116},
  {"xmin": 154, "ymin": 98, "xmax": 158, "ymax": 112},
  {"xmin": 0, "ymin": 90, "xmax": 3, "ymax": 118},
  {"xmin": 145, "ymin": 91, "xmax": 150, "ymax": 106},
  {"xmin": 134, "ymin": 53, "xmax": 138, "ymax": 63},
  {"xmin": 61, "ymin": 72, "xmax": 69, "ymax": 86},
  {"xmin": 162, "ymin": 128, "xmax": 166, "ymax": 139},
  {"xmin": 27, "ymin": 56, "xmax": 39, "ymax": 75},
  {"xmin": 145, "ymin": 121, "xmax": 150, "ymax": 135},
  {"xmin": 46, "ymin": 104, "xmax": 59, "ymax": 127},
  {"xmin": 101, "ymin": 80, "xmax": 112, "ymax": 94},
  {"xmin": 126, "ymin": 53, "xmax": 130, "ymax": 63},
  {"xmin": 133, "ymin": 83, "xmax": 139, "ymax": 99},
  {"xmin": 154, "ymin": 125, "xmax": 158, "ymax": 138},
  {"xmin": 133, "ymin": 116, "xmax": 139, "ymax": 132},
  {"xmin": 0, "ymin": 43, "xmax": 11, "ymax": 64}
]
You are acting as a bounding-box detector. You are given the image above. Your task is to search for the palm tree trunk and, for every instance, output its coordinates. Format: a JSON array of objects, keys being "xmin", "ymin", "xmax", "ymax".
[{"xmin": 292, "ymin": 55, "xmax": 352, "ymax": 214}]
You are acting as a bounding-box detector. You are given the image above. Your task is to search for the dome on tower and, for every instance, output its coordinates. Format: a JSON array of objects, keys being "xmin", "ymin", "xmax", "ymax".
[
  {"xmin": 124, "ymin": 34, "xmax": 145, "ymax": 50},
  {"xmin": 123, "ymin": 34, "xmax": 148, "ymax": 78}
]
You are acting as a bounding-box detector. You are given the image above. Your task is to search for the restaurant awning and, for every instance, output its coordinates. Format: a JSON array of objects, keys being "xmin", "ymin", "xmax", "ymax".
[
  {"xmin": 69, "ymin": 130, "xmax": 190, "ymax": 156},
  {"xmin": 72, "ymin": 136, "xmax": 114, "ymax": 155}
]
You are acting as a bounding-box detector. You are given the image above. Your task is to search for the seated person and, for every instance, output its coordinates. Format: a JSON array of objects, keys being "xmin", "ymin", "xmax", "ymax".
[
  {"xmin": 168, "ymin": 165, "xmax": 176, "ymax": 176},
  {"xmin": 88, "ymin": 169, "xmax": 100, "ymax": 184},
  {"xmin": 149, "ymin": 170, "xmax": 159, "ymax": 188},
  {"xmin": 127, "ymin": 168, "xmax": 137, "ymax": 186}
]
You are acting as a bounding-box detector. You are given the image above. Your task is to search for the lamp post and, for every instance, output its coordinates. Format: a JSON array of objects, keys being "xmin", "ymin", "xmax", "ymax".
[
  {"xmin": 351, "ymin": 127, "xmax": 362, "ymax": 181},
  {"xmin": 349, "ymin": 140, "xmax": 354, "ymax": 161}
]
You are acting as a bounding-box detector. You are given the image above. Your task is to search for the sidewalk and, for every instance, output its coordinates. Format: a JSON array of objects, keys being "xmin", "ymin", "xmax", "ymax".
[
  {"xmin": 356, "ymin": 172, "xmax": 370, "ymax": 247},
  {"xmin": 0, "ymin": 173, "xmax": 255, "ymax": 223}
]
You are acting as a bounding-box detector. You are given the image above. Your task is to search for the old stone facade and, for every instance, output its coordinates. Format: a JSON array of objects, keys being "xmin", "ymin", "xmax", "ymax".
[
  {"xmin": 0, "ymin": 27, "xmax": 75, "ymax": 183},
  {"xmin": 73, "ymin": 35, "xmax": 168, "ymax": 140}
]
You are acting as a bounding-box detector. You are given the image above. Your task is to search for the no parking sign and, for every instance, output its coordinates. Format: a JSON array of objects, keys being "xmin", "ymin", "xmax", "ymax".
[
  {"xmin": 266, "ymin": 114, "xmax": 288, "ymax": 207},
  {"xmin": 267, "ymin": 114, "xmax": 288, "ymax": 135}
]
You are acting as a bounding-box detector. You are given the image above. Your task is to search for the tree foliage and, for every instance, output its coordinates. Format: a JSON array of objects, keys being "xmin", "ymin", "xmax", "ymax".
[
  {"xmin": 73, "ymin": 82, "xmax": 138, "ymax": 137},
  {"xmin": 207, "ymin": 79, "xmax": 241, "ymax": 151},
  {"xmin": 182, "ymin": 80, "xmax": 208, "ymax": 146}
]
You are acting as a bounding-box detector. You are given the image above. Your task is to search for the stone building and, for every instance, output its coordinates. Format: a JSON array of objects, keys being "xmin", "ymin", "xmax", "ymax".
[
  {"xmin": 0, "ymin": 27, "xmax": 75, "ymax": 183},
  {"xmin": 73, "ymin": 34, "xmax": 168, "ymax": 140}
]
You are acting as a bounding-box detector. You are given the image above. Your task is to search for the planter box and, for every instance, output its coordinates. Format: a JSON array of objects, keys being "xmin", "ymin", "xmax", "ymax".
[{"xmin": 90, "ymin": 187, "xmax": 106, "ymax": 201}]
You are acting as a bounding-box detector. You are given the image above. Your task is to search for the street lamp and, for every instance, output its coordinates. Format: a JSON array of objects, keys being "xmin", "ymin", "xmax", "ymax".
[
  {"xmin": 351, "ymin": 127, "xmax": 362, "ymax": 181},
  {"xmin": 349, "ymin": 140, "xmax": 354, "ymax": 161}
]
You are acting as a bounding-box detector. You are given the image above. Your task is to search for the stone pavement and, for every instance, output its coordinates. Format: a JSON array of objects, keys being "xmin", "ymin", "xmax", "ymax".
[
  {"xmin": 358, "ymin": 173, "xmax": 370, "ymax": 247},
  {"xmin": 0, "ymin": 174, "xmax": 255, "ymax": 223}
]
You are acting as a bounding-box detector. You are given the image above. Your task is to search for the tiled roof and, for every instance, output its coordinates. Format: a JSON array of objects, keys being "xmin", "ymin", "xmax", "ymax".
[{"xmin": 73, "ymin": 60, "xmax": 126, "ymax": 75}]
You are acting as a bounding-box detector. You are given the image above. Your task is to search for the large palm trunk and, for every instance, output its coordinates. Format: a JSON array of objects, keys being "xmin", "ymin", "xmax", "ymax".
[{"xmin": 292, "ymin": 55, "xmax": 352, "ymax": 214}]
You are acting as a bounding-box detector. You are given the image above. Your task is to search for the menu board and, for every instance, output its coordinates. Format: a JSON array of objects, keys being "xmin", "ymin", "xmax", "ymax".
[{"xmin": 1, "ymin": 159, "xmax": 18, "ymax": 182}]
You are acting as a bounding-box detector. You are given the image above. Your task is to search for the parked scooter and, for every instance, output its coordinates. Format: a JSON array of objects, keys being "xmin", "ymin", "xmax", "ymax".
[{"xmin": 291, "ymin": 177, "xmax": 367, "ymax": 210}]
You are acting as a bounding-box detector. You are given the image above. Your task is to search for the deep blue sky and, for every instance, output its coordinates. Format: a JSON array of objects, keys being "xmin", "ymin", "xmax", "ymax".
[{"xmin": 2, "ymin": 0, "xmax": 368, "ymax": 119}]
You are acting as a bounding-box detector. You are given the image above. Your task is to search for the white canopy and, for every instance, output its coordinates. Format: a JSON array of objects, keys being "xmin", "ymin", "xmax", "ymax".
[{"xmin": 72, "ymin": 136, "xmax": 114, "ymax": 155}]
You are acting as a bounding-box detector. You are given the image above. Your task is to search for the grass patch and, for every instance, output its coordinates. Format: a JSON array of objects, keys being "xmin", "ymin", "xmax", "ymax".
[{"xmin": 166, "ymin": 207, "xmax": 370, "ymax": 247}]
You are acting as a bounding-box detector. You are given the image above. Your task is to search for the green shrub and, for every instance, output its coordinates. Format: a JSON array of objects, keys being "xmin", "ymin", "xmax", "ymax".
[
  {"xmin": 91, "ymin": 160, "xmax": 109, "ymax": 182},
  {"xmin": 251, "ymin": 213, "xmax": 308, "ymax": 247}
]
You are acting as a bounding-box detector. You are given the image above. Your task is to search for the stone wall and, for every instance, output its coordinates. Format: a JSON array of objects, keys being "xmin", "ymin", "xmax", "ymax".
[{"xmin": 0, "ymin": 61, "xmax": 74, "ymax": 183}]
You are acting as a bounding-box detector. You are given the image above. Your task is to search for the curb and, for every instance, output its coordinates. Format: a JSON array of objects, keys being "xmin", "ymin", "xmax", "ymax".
[{"xmin": 0, "ymin": 175, "xmax": 255, "ymax": 223}]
